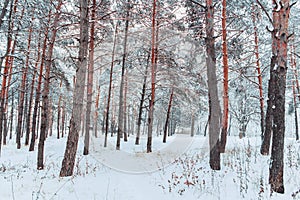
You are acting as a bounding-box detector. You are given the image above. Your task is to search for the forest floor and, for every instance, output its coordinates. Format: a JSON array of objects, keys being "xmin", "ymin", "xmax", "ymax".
[{"xmin": 0, "ymin": 132, "xmax": 299, "ymax": 200}]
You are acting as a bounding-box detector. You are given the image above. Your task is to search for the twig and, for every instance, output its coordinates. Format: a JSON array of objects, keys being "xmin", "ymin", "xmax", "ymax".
[
  {"xmin": 189, "ymin": 0, "xmax": 206, "ymax": 9},
  {"xmin": 256, "ymin": 0, "xmax": 273, "ymax": 26}
]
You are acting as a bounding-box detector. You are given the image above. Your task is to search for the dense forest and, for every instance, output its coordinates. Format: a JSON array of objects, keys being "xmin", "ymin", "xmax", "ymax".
[{"xmin": 0, "ymin": 0, "xmax": 300, "ymax": 199}]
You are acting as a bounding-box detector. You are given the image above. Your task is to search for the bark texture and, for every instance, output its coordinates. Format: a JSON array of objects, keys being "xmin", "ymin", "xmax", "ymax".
[
  {"xmin": 206, "ymin": 0, "xmax": 221, "ymax": 170},
  {"xmin": 60, "ymin": 0, "xmax": 89, "ymax": 177}
]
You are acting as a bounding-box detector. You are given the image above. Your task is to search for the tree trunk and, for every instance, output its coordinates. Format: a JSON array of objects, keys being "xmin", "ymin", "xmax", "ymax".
[
  {"xmin": 292, "ymin": 81, "xmax": 299, "ymax": 141},
  {"xmin": 147, "ymin": 0, "xmax": 158, "ymax": 153},
  {"xmin": 38, "ymin": 1, "xmax": 62, "ymax": 170},
  {"xmin": 191, "ymin": 113, "xmax": 195, "ymax": 137},
  {"xmin": 252, "ymin": 6, "xmax": 264, "ymax": 141},
  {"xmin": 57, "ymin": 82, "xmax": 62, "ymax": 139},
  {"xmin": 61, "ymin": 101, "xmax": 66, "ymax": 138},
  {"xmin": 268, "ymin": 0, "xmax": 290, "ymax": 193},
  {"xmin": 94, "ymin": 85, "xmax": 100, "ymax": 138},
  {"xmin": 123, "ymin": 70, "xmax": 128, "ymax": 141},
  {"xmin": 9, "ymin": 89, "xmax": 14, "ymax": 140},
  {"xmin": 17, "ymin": 14, "xmax": 34, "ymax": 148},
  {"xmin": 83, "ymin": 0, "xmax": 96, "ymax": 155},
  {"xmin": 219, "ymin": 0, "xmax": 229, "ymax": 154},
  {"xmin": 135, "ymin": 53, "xmax": 150, "ymax": 145},
  {"xmin": 104, "ymin": 24, "xmax": 118, "ymax": 147},
  {"xmin": 60, "ymin": 0, "xmax": 89, "ymax": 177},
  {"xmin": 29, "ymin": 11, "xmax": 51, "ymax": 152},
  {"xmin": 116, "ymin": 1, "xmax": 130, "ymax": 150},
  {"xmin": 163, "ymin": 88, "xmax": 174, "ymax": 143},
  {"xmin": 0, "ymin": 0, "xmax": 11, "ymax": 28},
  {"xmin": 291, "ymin": 43, "xmax": 299, "ymax": 141},
  {"xmin": 0, "ymin": 0, "xmax": 18, "ymax": 153},
  {"xmin": 206, "ymin": 0, "xmax": 221, "ymax": 170},
  {"xmin": 26, "ymin": 32, "xmax": 42, "ymax": 146}
]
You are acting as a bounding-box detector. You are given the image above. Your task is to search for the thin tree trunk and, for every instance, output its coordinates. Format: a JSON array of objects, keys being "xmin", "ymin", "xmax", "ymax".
[
  {"xmin": 83, "ymin": 0, "xmax": 96, "ymax": 155},
  {"xmin": 219, "ymin": 0, "xmax": 229, "ymax": 154},
  {"xmin": 29, "ymin": 11, "xmax": 51, "ymax": 152},
  {"xmin": 206, "ymin": 0, "xmax": 221, "ymax": 170},
  {"xmin": 9, "ymin": 89, "xmax": 14, "ymax": 140},
  {"xmin": 291, "ymin": 43, "xmax": 299, "ymax": 141},
  {"xmin": 57, "ymin": 81, "xmax": 62, "ymax": 139},
  {"xmin": 94, "ymin": 85, "xmax": 100, "ymax": 138},
  {"xmin": 292, "ymin": 81, "xmax": 299, "ymax": 141},
  {"xmin": 191, "ymin": 113, "xmax": 195, "ymax": 137},
  {"xmin": 61, "ymin": 101, "xmax": 66, "ymax": 138},
  {"xmin": 37, "ymin": 1, "xmax": 62, "ymax": 170},
  {"xmin": 252, "ymin": 6, "xmax": 264, "ymax": 141},
  {"xmin": 20, "ymin": 14, "xmax": 34, "ymax": 147},
  {"xmin": 0, "ymin": 0, "xmax": 11, "ymax": 28},
  {"xmin": 135, "ymin": 53, "xmax": 150, "ymax": 145},
  {"xmin": 116, "ymin": 1, "xmax": 130, "ymax": 150},
  {"xmin": 22, "ymin": 87, "xmax": 29, "ymax": 138},
  {"xmin": 123, "ymin": 70, "xmax": 128, "ymax": 141},
  {"xmin": 0, "ymin": 0, "xmax": 18, "ymax": 153},
  {"xmin": 104, "ymin": 24, "xmax": 118, "ymax": 147},
  {"xmin": 48, "ymin": 99, "xmax": 53, "ymax": 137},
  {"xmin": 163, "ymin": 88, "xmax": 174, "ymax": 143},
  {"xmin": 25, "ymin": 31, "xmax": 42, "ymax": 146},
  {"xmin": 147, "ymin": 0, "xmax": 158, "ymax": 153},
  {"xmin": 60, "ymin": 0, "xmax": 89, "ymax": 177}
]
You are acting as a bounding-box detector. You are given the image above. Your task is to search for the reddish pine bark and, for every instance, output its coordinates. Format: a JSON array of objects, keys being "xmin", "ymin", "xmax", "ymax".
[
  {"xmin": 38, "ymin": 0, "xmax": 63, "ymax": 170},
  {"xmin": 147, "ymin": 0, "xmax": 158, "ymax": 153},
  {"xmin": 252, "ymin": 8, "xmax": 264, "ymax": 141},
  {"xmin": 29, "ymin": 11, "xmax": 52, "ymax": 152},
  {"xmin": 17, "ymin": 13, "xmax": 34, "ymax": 148},
  {"xmin": 268, "ymin": 0, "xmax": 291, "ymax": 193},
  {"xmin": 0, "ymin": 0, "xmax": 18, "ymax": 153},
  {"xmin": 83, "ymin": 0, "xmax": 96, "ymax": 155},
  {"xmin": 220, "ymin": 0, "xmax": 229, "ymax": 153}
]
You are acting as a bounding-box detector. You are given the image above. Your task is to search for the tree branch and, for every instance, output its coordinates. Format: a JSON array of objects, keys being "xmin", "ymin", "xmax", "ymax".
[
  {"xmin": 256, "ymin": 0, "xmax": 273, "ymax": 26},
  {"xmin": 189, "ymin": 0, "xmax": 206, "ymax": 9},
  {"xmin": 290, "ymin": 1, "xmax": 297, "ymax": 8}
]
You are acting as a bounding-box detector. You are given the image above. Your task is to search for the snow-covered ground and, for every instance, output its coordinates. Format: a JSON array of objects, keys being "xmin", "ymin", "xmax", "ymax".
[{"xmin": 0, "ymin": 132, "xmax": 299, "ymax": 200}]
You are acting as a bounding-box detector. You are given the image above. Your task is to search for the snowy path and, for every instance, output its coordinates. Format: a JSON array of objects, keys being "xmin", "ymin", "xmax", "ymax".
[{"xmin": 90, "ymin": 134, "xmax": 195, "ymax": 174}]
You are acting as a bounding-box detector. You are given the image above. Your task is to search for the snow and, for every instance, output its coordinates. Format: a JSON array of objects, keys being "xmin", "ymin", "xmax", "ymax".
[{"xmin": 0, "ymin": 132, "xmax": 299, "ymax": 200}]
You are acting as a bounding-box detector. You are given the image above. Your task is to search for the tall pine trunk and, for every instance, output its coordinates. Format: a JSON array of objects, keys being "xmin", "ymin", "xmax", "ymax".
[
  {"xmin": 268, "ymin": 0, "xmax": 291, "ymax": 193},
  {"xmin": 252, "ymin": 6, "xmax": 264, "ymax": 141},
  {"xmin": 83, "ymin": 0, "xmax": 96, "ymax": 155},
  {"xmin": 17, "ymin": 13, "xmax": 34, "ymax": 148},
  {"xmin": 116, "ymin": 1, "xmax": 130, "ymax": 150},
  {"xmin": 135, "ymin": 53, "xmax": 149, "ymax": 145},
  {"xmin": 206, "ymin": 0, "xmax": 221, "ymax": 170},
  {"xmin": 104, "ymin": 24, "xmax": 118, "ymax": 147},
  {"xmin": 94, "ymin": 85, "xmax": 100, "ymax": 137},
  {"xmin": 37, "ymin": 0, "xmax": 62, "ymax": 170},
  {"xmin": 60, "ymin": 0, "xmax": 89, "ymax": 177},
  {"xmin": 219, "ymin": 0, "xmax": 229, "ymax": 153},
  {"xmin": 147, "ymin": 0, "xmax": 158, "ymax": 153},
  {"xmin": 29, "ymin": 12, "xmax": 51, "ymax": 152}
]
